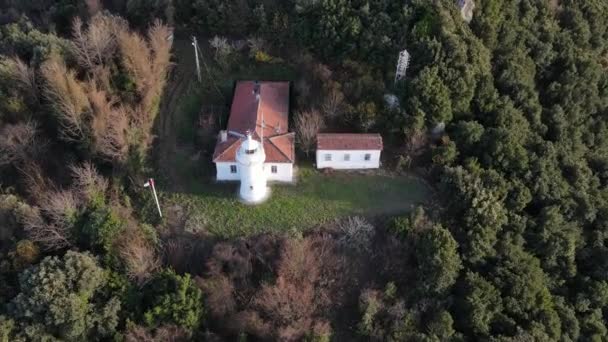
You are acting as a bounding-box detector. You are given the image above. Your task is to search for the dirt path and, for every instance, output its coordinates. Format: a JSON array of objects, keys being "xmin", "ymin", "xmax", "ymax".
[{"xmin": 157, "ymin": 38, "xmax": 197, "ymax": 191}]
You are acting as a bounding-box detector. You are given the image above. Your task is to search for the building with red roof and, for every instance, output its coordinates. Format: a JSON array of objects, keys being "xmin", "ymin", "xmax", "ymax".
[
  {"xmin": 213, "ymin": 81, "xmax": 295, "ymax": 182},
  {"xmin": 316, "ymin": 133, "xmax": 383, "ymax": 169}
]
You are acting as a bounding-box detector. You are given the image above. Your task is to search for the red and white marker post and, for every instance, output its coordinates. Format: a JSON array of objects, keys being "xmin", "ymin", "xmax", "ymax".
[{"xmin": 143, "ymin": 178, "xmax": 162, "ymax": 218}]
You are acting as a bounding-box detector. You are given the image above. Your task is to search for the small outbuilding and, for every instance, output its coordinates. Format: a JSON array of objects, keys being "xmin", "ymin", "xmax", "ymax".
[{"xmin": 315, "ymin": 133, "xmax": 383, "ymax": 170}]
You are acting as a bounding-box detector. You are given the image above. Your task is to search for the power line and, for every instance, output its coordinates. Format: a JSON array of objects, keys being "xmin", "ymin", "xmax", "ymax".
[{"xmin": 192, "ymin": 35, "xmax": 225, "ymax": 100}]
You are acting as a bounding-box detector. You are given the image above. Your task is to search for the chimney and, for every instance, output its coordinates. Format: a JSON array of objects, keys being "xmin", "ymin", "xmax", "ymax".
[
  {"xmin": 253, "ymin": 80, "xmax": 260, "ymax": 101},
  {"xmin": 220, "ymin": 130, "xmax": 227, "ymax": 142}
]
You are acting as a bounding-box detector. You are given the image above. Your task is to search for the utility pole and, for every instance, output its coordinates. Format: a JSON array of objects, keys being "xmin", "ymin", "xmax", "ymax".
[
  {"xmin": 144, "ymin": 178, "xmax": 162, "ymax": 218},
  {"xmin": 192, "ymin": 36, "xmax": 201, "ymax": 82}
]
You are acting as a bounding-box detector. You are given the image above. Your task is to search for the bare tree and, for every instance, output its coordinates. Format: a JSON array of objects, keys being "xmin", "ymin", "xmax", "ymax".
[
  {"xmin": 2, "ymin": 57, "xmax": 38, "ymax": 101},
  {"xmin": 248, "ymin": 238, "xmax": 333, "ymax": 341},
  {"xmin": 209, "ymin": 36, "xmax": 233, "ymax": 66},
  {"xmin": 72, "ymin": 14, "xmax": 128, "ymax": 73},
  {"xmin": 0, "ymin": 121, "xmax": 40, "ymax": 166},
  {"xmin": 118, "ymin": 228, "xmax": 160, "ymax": 285},
  {"xmin": 87, "ymin": 83, "xmax": 129, "ymax": 161},
  {"xmin": 18, "ymin": 187, "xmax": 79, "ymax": 251},
  {"xmin": 254, "ymin": 277, "xmax": 318, "ymax": 341},
  {"xmin": 337, "ymin": 216, "xmax": 375, "ymax": 253},
  {"xmin": 70, "ymin": 162, "xmax": 108, "ymax": 202},
  {"xmin": 146, "ymin": 20, "xmax": 173, "ymax": 114},
  {"xmin": 18, "ymin": 205, "xmax": 72, "ymax": 250},
  {"xmin": 294, "ymin": 109, "xmax": 324, "ymax": 156},
  {"xmin": 18, "ymin": 161, "xmax": 49, "ymax": 202},
  {"xmin": 118, "ymin": 29, "xmax": 153, "ymax": 98},
  {"xmin": 41, "ymin": 55, "xmax": 90, "ymax": 141},
  {"xmin": 118, "ymin": 19, "xmax": 172, "ymax": 120},
  {"xmin": 321, "ymin": 85, "xmax": 345, "ymax": 119}
]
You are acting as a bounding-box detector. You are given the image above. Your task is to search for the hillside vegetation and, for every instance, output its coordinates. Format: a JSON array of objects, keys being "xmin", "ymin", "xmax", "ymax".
[{"xmin": 0, "ymin": 0, "xmax": 608, "ymax": 341}]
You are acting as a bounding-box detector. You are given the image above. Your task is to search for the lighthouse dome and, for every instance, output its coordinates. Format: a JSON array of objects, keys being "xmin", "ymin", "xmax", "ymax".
[{"xmin": 236, "ymin": 134, "xmax": 265, "ymax": 165}]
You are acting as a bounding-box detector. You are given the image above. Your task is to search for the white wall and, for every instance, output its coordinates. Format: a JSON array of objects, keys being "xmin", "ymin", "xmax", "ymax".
[
  {"xmin": 265, "ymin": 163, "xmax": 293, "ymax": 182},
  {"xmin": 216, "ymin": 162, "xmax": 293, "ymax": 182},
  {"xmin": 216, "ymin": 162, "xmax": 240, "ymax": 181},
  {"xmin": 316, "ymin": 150, "xmax": 381, "ymax": 169}
]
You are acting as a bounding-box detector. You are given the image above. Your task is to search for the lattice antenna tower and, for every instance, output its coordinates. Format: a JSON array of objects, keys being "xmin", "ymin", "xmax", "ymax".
[{"xmin": 394, "ymin": 49, "xmax": 410, "ymax": 85}]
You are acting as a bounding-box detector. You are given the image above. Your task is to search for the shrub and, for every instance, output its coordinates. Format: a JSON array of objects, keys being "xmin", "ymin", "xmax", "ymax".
[
  {"xmin": 78, "ymin": 201, "xmax": 125, "ymax": 253},
  {"xmin": 357, "ymin": 284, "xmax": 411, "ymax": 340},
  {"xmin": 142, "ymin": 269, "xmax": 203, "ymax": 331},
  {"xmin": 12, "ymin": 240, "xmax": 39, "ymax": 269},
  {"xmin": 254, "ymin": 50, "xmax": 273, "ymax": 63}
]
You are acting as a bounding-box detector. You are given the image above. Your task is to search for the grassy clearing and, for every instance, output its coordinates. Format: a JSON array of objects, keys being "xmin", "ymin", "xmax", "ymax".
[
  {"xmin": 159, "ymin": 166, "xmax": 431, "ymax": 238},
  {"xmin": 156, "ymin": 39, "xmax": 431, "ymax": 238}
]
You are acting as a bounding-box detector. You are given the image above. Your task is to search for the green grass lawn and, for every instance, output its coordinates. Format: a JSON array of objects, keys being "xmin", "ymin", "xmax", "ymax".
[{"xmin": 159, "ymin": 166, "xmax": 431, "ymax": 238}]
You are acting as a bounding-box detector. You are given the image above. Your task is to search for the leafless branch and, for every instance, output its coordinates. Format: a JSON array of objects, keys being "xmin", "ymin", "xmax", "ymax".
[
  {"xmin": 294, "ymin": 109, "xmax": 324, "ymax": 156},
  {"xmin": 0, "ymin": 121, "xmax": 40, "ymax": 166},
  {"xmin": 41, "ymin": 55, "xmax": 90, "ymax": 142}
]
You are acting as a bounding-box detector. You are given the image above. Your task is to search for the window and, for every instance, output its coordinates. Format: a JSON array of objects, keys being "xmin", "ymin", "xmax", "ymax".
[
  {"xmin": 230, "ymin": 165, "xmax": 237, "ymax": 173},
  {"xmin": 245, "ymin": 148, "xmax": 256, "ymax": 155},
  {"xmin": 364, "ymin": 153, "xmax": 371, "ymax": 161},
  {"xmin": 324, "ymin": 154, "xmax": 332, "ymax": 161},
  {"xmin": 271, "ymin": 165, "xmax": 278, "ymax": 173},
  {"xmin": 344, "ymin": 154, "xmax": 350, "ymax": 161}
]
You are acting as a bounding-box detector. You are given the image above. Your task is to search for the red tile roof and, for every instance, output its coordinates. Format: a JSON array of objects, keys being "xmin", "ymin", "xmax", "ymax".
[
  {"xmin": 213, "ymin": 81, "xmax": 294, "ymax": 163},
  {"xmin": 316, "ymin": 133, "xmax": 383, "ymax": 151}
]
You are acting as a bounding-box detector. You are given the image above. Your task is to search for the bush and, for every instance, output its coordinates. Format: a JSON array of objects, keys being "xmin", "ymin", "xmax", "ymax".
[
  {"xmin": 142, "ymin": 269, "xmax": 203, "ymax": 331},
  {"xmin": 78, "ymin": 201, "xmax": 125, "ymax": 253},
  {"xmin": 254, "ymin": 50, "xmax": 273, "ymax": 63},
  {"xmin": 12, "ymin": 240, "xmax": 39, "ymax": 269}
]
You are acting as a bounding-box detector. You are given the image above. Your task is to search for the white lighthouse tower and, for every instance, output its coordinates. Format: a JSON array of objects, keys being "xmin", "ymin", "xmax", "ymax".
[{"xmin": 236, "ymin": 132, "xmax": 268, "ymax": 203}]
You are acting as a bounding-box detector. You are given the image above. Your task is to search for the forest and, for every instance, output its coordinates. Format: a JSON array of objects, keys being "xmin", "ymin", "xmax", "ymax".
[{"xmin": 1, "ymin": 0, "xmax": 608, "ymax": 341}]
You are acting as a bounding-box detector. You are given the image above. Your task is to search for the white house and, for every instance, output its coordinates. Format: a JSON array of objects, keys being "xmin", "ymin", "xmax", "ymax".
[
  {"xmin": 316, "ymin": 133, "xmax": 383, "ymax": 170},
  {"xmin": 213, "ymin": 81, "xmax": 294, "ymax": 200}
]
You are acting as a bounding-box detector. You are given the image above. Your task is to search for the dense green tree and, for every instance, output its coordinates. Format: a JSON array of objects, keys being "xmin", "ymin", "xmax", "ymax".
[
  {"xmin": 408, "ymin": 66, "xmax": 452, "ymax": 127},
  {"xmin": 6, "ymin": 251, "xmax": 120, "ymax": 341},
  {"xmin": 457, "ymin": 272, "xmax": 502, "ymax": 336},
  {"xmin": 490, "ymin": 244, "xmax": 561, "ymax": 339},
  {"xmin": 441, "ymin": 167, "xmax": 508, "ymax": 265},
  {"xmin": 414, "ymin": 225, "xmax": 461, "ymax": 295},
  {"xmin": 528, "ymin": 206, "xmax": 580, "ymax": 283}
]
